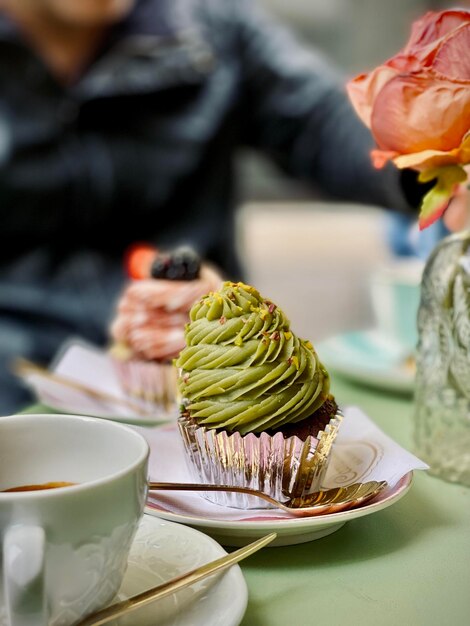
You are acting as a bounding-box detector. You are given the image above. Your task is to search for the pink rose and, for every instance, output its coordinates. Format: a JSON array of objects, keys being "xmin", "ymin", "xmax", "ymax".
[{"xmin": 347, "ymin": 10, "xmax": 470, "ymax": 228}]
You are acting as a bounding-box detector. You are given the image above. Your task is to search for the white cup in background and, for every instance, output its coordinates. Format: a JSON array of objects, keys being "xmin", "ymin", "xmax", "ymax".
[
  {"xmin": 370, "ymin": 259, "xmax": 424, "ymax": 353},
  {"xmin": 0, "ymin": 414, "xmax": 149, "ymax": 626}
]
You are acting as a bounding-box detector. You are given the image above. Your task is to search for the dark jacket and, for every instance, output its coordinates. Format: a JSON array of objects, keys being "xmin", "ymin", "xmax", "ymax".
[{"xmin": 0, "ymin": 0, "xmax": 419, "ymax": 411}]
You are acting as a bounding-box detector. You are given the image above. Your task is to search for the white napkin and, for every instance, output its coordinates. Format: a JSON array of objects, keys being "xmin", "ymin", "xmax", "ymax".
[
  {"xmin": 137, "ymin": 406, "xmax": 428, "ymax": 521},
  {"xmin": 18, "ymin": 340, "xmax": 176, "ymax": 424}
]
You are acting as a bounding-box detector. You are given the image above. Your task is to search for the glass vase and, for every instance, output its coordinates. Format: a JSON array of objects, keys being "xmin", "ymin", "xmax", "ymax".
[{"xmin": 414, "ymin": 231, "xmax": 470, "ymax": 486}]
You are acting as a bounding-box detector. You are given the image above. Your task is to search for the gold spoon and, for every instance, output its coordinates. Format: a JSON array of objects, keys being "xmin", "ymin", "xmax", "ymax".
[
  {"xmin": 76, "ymin": 532, "xmax": 276, "ymax": 626},
  {"xmin": 148, "ymin": 480, "xmax": 388, "ymax": 516}
]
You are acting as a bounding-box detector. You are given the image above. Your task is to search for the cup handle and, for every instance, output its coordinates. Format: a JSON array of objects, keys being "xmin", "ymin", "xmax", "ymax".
[{"xmin": 3, "ymin": 525, "xmax": 47, "ymax": 626}]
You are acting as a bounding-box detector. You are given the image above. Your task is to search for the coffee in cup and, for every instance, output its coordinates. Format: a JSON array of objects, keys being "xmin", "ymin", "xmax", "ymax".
[{"xmin": 2, "ymin": 482, "xmax": 76, "ymax": 492}]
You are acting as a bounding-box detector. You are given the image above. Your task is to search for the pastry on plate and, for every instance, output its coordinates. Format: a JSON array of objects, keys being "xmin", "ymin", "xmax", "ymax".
[
  {"xmin": 176, "ymin": 281, "xmax": 343, "ymax": 508},
  {"xmin": 110, "ymin": 244, "xmax": 222, "ymax": 409}
]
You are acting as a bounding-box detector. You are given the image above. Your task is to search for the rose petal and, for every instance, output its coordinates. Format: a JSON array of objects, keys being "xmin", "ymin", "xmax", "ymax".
[
  {"xmin": 404, "ymin": 10, "xmax": 470, "ymax": 57},
  {"xmin": 392, "ymin": 133, "xmax": 470, "ymax": 170},
  {"xmin": 346, "ymin": 65, "xmax": 398, "ymax": 127},
  {"xmin": 433, "ymin": 23, "xmax": 470, "ymax": 80},
  {"xmin": 370, "ymin": 72, "xmax": 470, "ymax": 154},
  {"xmin": 370, "ymin": 149, "xmax": 398, "ymax": 169}
]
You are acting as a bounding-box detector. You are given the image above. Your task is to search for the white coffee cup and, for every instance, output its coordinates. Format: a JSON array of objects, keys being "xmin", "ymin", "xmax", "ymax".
[
  {"xmin": 0, "ymin": 414, "xmax": 149, "ymax": 626},
  {"xmin": 370, "ymin": 259, "xmax": 424, "ymax": 352}
]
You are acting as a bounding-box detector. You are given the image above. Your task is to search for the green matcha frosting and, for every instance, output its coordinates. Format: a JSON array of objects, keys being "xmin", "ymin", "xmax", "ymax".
[{"xmin": 176, "ymin": 282, "xmax": 331, "ymax": 435}]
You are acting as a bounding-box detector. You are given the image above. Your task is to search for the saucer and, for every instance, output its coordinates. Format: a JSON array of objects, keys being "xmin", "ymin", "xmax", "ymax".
[
  {"xmin": 316, "ymin": 329, "xmax": 415, "ymax": 394},
  {"xmin": 110, "ymin": 515, "xmax": 248, "ymax": 626},
  {"xmin": 0, "ymin": 516, "xmax": 247, "ymax": 626},
  {"xmin": 140, "ymin": 409, "xmax": 425, "ymax": 547},
  {"xmin": 146, "ymin": 474, "xmax": 413, "ymax": 548}
]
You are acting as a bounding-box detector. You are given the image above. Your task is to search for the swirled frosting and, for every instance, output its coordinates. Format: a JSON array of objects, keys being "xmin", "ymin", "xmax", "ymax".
[
  {"xmin": 176, "ymin": 282, "xmax": 331, "ymax": 435},
  {"xmin": 110, "ymin": 266, "xmax": 222, "ymax": 361}
]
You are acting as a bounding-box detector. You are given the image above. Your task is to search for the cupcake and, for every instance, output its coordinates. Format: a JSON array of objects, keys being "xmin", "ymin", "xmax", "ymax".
[
  {"xmin": 110, "ymin": 244, "xmax": 223, "ymax": 409},
  {"xmin": 176, "ymin": 281, "xmax": 343, "ymax": 508}
]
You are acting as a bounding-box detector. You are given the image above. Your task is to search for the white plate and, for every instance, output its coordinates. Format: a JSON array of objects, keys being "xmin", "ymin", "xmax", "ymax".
[
  {"xmin": 316, "ymin": 329, "xmax": 415, "ymax": 394},
  {"xmin": 111, "ymin": 515, "xmax": 248, "ymax": 626},
  {"xmin": 0, "ymin": 516, "xmax": 248, "ymax": 626},
  {"xmin": 19, "ymin": 340, "xmax": 177, "ymax": 426},
  {"xmin": 141, "ymin": 415, "xmax": 422, "ymax": 548},
  {"xmin": 146, "ymin": 474, "xmax": 413, "ymax": 548},
  {"xmin": 142, "ymin": 408, "xmax": 427, "ymax": 548}
]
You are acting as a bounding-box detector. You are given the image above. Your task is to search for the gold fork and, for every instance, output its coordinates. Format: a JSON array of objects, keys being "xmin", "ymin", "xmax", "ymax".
[
  {"xmin": 13, "ymin": 357, "xmax": 157, "ymax": 418},
  {"xmin": 148, "ymin": 480, "xmax": 388, "ymax": 516}
]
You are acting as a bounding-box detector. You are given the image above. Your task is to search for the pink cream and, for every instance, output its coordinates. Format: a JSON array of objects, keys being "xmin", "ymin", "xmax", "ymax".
[{"xmin": 111, "ymin": 266, "xmax": 222, "ymax": 361}]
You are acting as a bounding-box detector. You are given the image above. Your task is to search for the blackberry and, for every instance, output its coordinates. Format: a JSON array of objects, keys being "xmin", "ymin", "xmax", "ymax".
[
  {"xmin": 150, "ymin": 247, "xmax": 201, "ymax": 281},
  {"xmin": 150, "ymin": 255, "xmax": 170, "ymax": 278}
]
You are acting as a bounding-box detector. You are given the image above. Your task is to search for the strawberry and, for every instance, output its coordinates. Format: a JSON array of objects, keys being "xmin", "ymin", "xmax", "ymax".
[{"xmin": 125, "ymin": 243, "xmax": 157, "ymax": 279}]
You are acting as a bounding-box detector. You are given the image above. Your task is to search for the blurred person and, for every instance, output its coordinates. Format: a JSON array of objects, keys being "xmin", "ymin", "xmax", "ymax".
[{"xmin": 0, "ymin": 0, "xmax": 440, "ymax": 412}]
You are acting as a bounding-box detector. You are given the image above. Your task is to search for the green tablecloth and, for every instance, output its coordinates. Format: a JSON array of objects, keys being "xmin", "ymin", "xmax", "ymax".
[
  {"xmin": 239, "ymin": 376, "xmax": 470, "ymax": 626},
  {"xmin": 25, "ymin": 375, "xmax": 470, "ymax": 626}
]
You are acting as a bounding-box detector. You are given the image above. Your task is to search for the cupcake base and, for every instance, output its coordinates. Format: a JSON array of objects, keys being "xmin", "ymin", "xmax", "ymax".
[
  {"xmin": 177, "ymin": 410, "xmax": 343, "ymax": 509},
  {"xmin": 112, "ymin": 357, "xmax": 178, "ymax": 411}
]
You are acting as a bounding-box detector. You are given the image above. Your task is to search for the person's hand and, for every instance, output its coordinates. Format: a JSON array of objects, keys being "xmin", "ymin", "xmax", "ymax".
[{"xmin": 443, "ymin": 169, "xmax": 470, "ymax": 232}]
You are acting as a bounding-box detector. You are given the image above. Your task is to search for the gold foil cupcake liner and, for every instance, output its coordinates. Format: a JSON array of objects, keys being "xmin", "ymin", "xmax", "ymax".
[
  {"xmin": 177, "ymin": 409, "xmax": 343, "ymax": 509},
  {"xmin": 112, "ymin": 357, "xmax": 178, "ymax": 412}
]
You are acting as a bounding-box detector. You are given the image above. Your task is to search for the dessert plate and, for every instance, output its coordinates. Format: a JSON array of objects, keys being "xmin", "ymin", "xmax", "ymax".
[
  {"xmin": 316, "ymin": 329, "xmax": 415, "ymax": 394},
  {"xmin": 108, "ymin": 515, "xmax": 247, "ymax": 626},
  {"xmin": 146, "ymin": 474, "xmax": 412, "ymax": 548},
  {"xmin": 140, "ymin": 406, "xmax": 428, "ymax": 547},
  {"xmin": 18, "ymin": 340, "xmax": 177, "ymax": 426}
]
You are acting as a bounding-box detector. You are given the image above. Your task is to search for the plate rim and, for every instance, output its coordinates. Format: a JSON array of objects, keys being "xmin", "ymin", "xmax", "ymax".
[
  {"xmin": 316, "ymin": 329, "xmax": 415, "ymax": 393},
  {"xmin": 35, "ymin": 403, "xmax": 169, "ymax": 426},
  {"xmin": 145, "ymin": 471, "xmax": 413, "ymax": 534},
  {"xmin": 124, "ymin": 514, "xmax": 248, "ymax": 626}
]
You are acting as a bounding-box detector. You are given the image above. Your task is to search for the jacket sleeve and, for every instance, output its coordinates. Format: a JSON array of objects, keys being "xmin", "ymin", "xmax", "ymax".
[{"xmin": 230, "ymin": 0, "xmax": 420, "ymax": 213}]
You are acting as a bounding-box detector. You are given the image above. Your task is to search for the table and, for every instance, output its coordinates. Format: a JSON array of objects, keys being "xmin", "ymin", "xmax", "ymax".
[
  {"xmin": 25, "ymin": 374, "xmax": 470, "ymax": 626},
  {"xmin": 238, "ymin": 375, "xmax": 470, "ymax": 626}
]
